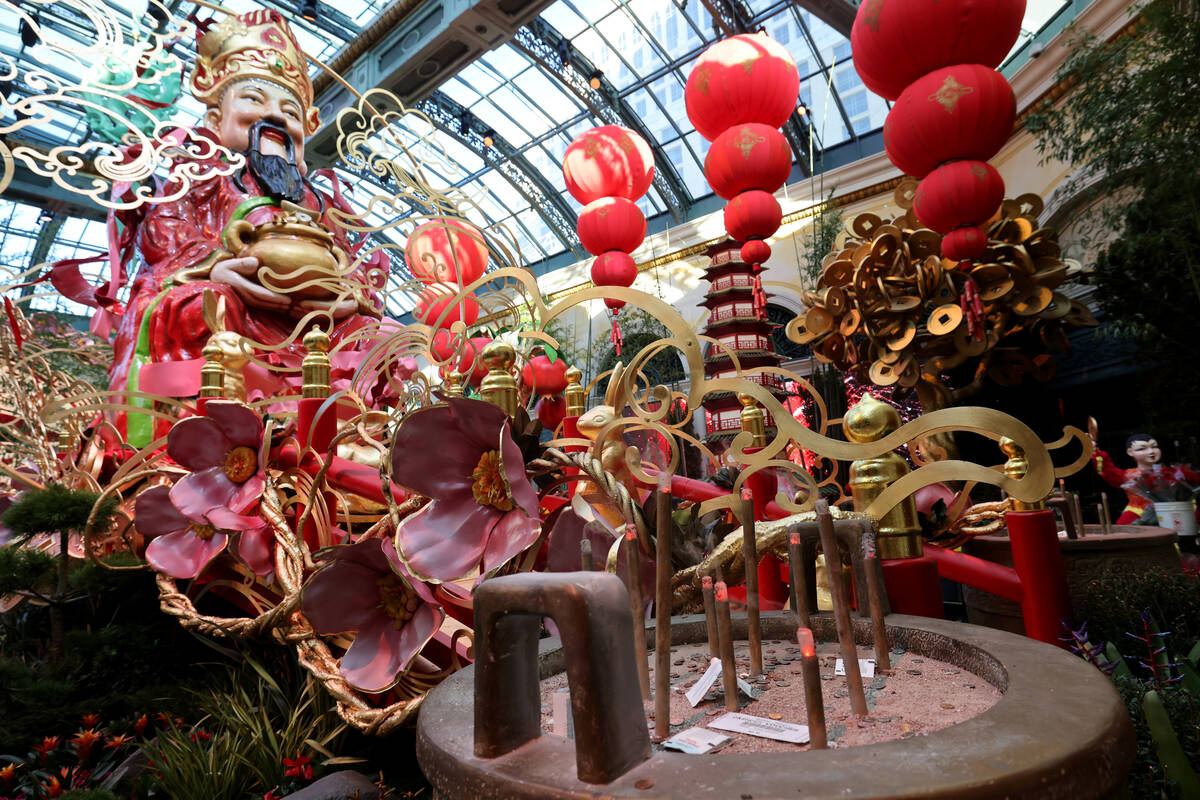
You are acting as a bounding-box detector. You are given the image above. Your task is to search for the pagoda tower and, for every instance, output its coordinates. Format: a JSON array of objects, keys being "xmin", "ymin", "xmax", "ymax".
[{"xmin": 699, "ymin": 240, "xmax": 788, "ymax": 447}]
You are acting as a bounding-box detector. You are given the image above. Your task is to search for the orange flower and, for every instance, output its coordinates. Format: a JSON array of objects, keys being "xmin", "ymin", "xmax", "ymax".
[
  {"xmin": 0, "ymin": 762, "xmax": 18, "ymax": 787},
  {"xmin": 71, "ymin": 729, "xmax": 102, "ymax": 761},
  {"xmin": 33, "ymin": 736, "xmax": 60, "ymax": 761},
  {"xmin": 132, "ymin": 714, "xmax": 149, "ymax": 735},
  {"xmin": 41, "ymin": 776, "xmax": 63, "ymax": 798},
  {"xmin": 105, "ymin": 733, "xmax": 134, "ymax": 750},
  {"xmin": 79, "ymin": 713, "xmax": 101, "ymax": 728}
]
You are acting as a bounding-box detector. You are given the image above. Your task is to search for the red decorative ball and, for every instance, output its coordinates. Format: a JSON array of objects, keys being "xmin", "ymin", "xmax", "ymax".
[
  {"xmin": 884, "ymin": 64, "xmax": 1016, "ymax": 179},
  {"xmin": 432, "ymin": 331, "xmax": 491, "ymax": 385},
  {"xmin": 414, "ymin": 283, "xmax": 480, "ymax": 330},
  {"xmin": 851, "ymin": 0, "xmax": 1026, "ymax": 101},
  {"xmin": 576, "ymin": 197, "xmax": 647, "ymax": 256},
  {"xmin": 521, "ymin": 355, "xmax": 570, "ymax": 396},
  {"xmin": 913, "ymin": 160, "xmax": 1005, "ymax": 234},
  {"xmin": 685, "ymin": 32, "xmax": 800, "ymax": 142},
  {"xmin": 536, "ymin": 394, "xmax": 567, "ymax": 431},
  {"xmin": 406, "ymin": 218, "xmax": 489, "ymax": 286},
  {"xmin": 941, "ymin": 226, "xmax": 989, "ymax": 262},
  {"xmin": 591, "ymin": 251, "xmax": 638, "ymax": 312},
  {"xmin": 705, "ymin": 124, "xmax": 793, "ymax": 200},
  {"xmin": 740, "ymin": 239, "xmax": 772, "ymax": 265},
  {"xmin": 562, "ymin": 125, "xmax": 654, "ymax": 205},
  {"xmin": 724, "ymin": 190, "xmax": 783, "ymax": 243}
]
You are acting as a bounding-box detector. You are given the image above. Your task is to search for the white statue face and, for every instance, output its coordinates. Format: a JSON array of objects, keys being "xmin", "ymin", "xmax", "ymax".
[
  {"xmin": 1127, "ymin": 438, "xmax": 1162, "ymax": 469},
  {"xmin": 205, "ymin": 79, "xmax": 306, "ymax": 167}
]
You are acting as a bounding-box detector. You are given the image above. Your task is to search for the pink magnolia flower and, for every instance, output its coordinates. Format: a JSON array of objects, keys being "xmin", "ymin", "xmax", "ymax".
[
  {"xmin": 302, "ymin": 537, "xmax": 443, "ymax": 693},
  {"xmin": 135, "ymin": 485, "xmax": 270, "ymax": 578},
  {"xmin": 166, "ymin": 401, "xmax": 266, "ymax": 517},
  {"xmin": 391, "ymin": 398, "xmax": 540, "ymax": 583}
]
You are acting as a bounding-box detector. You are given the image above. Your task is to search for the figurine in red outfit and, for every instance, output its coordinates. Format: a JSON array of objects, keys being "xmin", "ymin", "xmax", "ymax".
[
  {"xmin": 106, "ymin": 10, "xmax": 387, "ymax": 446},
  {"xmin": 1093, "ymin": 433, "xmax": 1200, "ymax": 523}
]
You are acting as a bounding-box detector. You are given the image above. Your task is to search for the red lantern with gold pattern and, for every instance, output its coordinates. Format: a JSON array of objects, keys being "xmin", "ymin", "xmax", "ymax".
[
  {"xmin": 913, "ymin": 160, "xmax": 1005, "ymax": 234},
  {"xmin": 724, "ymin": 190, "xmax": 783, "ymax": 243},
  {"xmin": 590, "ymin": 251, "xmax": 638, "ymax": 312},
  {"xmin": 414, "ymin": 283, "xmax": 480, "ymax": 330},
  {"xmin": 941, "ymin": 226, "xmax": 989, "ymax": 262},
  {"xmin": 884, "ymin": 64, "xmax": 1016, "ymax": 178},
  {"xmin": 406, "ymin": 218, "xmax": 489, "ymax": 286},
  {"xmin": 562, "ymin": 125, "xmax": 654, "ymax": 204},
  {"xmin": 851, "ymin": 0, "xmax": 1026, "ymax": 101},
  {"xmin": 685, "ymin": 32, "xmax": 800, "ymax": 142},
  {"xmin": 431, "ymin": 330, "xmax": 492, "ymax": 385},
  {"xmin": 576, "ymin": 197, "xmax": 647, "ymax": 257},
  {"xmin": 705, "ymin": 123, "xmax": 793, "ymax": 200}
]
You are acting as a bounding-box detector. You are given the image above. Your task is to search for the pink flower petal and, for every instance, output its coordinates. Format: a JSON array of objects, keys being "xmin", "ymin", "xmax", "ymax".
[
  {"xmin": 338, "ymin": 617, "xmax": 409, "ymax": 693},
  {"xmin": 146, "ymin": 529, "xmax": 228, "ymax": 579},
  {"xmin": 134, "ymin": 486, "xmax": 191, "ymax": 537},
  {"xmin": 390, "ymin": 406, "xmax": 481, "ymax": 499},
  {"xmin": 234, "ymin": 526, "xmax": 275, "ymax": 576},
  {"xmin": 166, "ymin": 417, "xmax": 230, "ymax": 471},
  {"xmin": 382, "ymin": 536, "xmax": 438, "ymax": 606},
  {"xmin": 205, "ymin": 400, "xmax": 264, "ymax": 448},
  {"xmin": 170, "ymin": 467, "xmax": 239, "ymax": 519},
  {"xmin": 447, "ymin": 397, "xmax": 510, "ymax": 452},
  {"xmin": 303, "ymin": 544, "xmax": 391, "ymax": 633},
  {"xmin": 397, "ymin": 602, "xmax": 443, "ymax": 673},
  {"xmin": 544, "ymin": 509, "xmax": 616, "ymax": 573},
  {"xmin": 226, "ymin": 472, "xmax": 265, "ymax": 515},
  {"xmin": 204, "ymin": 506, "xmax": 265, "ymax": 532},
  {"xmin": 499, "ymin": 421, "xmax": 539, "ymax": 518},
  {"xmin": 394, "ymin": 501, "xmax": 493, "ymax": 583},
  {"xmin": 480, "ymin": 509, "xmax": 541, "ymax": 577}
]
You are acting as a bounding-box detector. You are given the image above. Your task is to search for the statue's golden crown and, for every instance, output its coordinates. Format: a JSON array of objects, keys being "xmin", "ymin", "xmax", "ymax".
[{"xmin": 190, "ymin": 10, "xmax": 319, "ymax": 133}]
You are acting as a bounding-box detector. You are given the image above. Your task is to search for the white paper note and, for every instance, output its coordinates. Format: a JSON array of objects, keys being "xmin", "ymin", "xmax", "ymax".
[
  {"xmin": 834, "ymin": 657, "xmax": 876, "ymax": 678},
  {"xmin": 685, "ymin": 657, "xmax": 722, "ymax": 707},
  {"xmin": 661, "ymin": 726, "xmax": 733, "ymax": 754},
  {"xmin": 707, "ymin": 712, "xmax": 810, "ymax": 744},
  {"xmin": 551, "ymin": 688, "xmax": 573, "ymax": 738}
]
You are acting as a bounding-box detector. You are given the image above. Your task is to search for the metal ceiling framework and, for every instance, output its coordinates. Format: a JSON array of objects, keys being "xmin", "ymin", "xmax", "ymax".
[{"xmin": 1, "ymin": 0, "xmax": 1084, "ymax": 317}]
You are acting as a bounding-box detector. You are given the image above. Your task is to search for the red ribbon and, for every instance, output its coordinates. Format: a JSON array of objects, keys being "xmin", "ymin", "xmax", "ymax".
[{"xmin": 611, "ymin": 318, "xmax": 623, "ymax": 356}]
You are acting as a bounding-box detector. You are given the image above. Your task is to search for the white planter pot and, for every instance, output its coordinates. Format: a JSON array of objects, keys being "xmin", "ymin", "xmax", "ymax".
[{"xmin": 1156, "ymin": 500, "xmax": 1197, "ymax": 539}]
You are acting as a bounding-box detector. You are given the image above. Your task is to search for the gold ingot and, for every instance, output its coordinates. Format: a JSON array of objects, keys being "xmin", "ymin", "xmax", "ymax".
[
  {"xmin": 927, "ymin": 304, "xmax": 963, "ymax": 336},
  {"xmin": 844, "ymin": 394, "xmax": 922, "ymax": 559},
  {"xmin": 225, "ymin": 210, "xmax": 349, "ymax": 300}
]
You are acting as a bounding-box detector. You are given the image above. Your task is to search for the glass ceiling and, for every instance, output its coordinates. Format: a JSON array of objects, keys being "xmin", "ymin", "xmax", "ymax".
[{"xmin": 0, "ymin": 0, "xmax": 1073, "ymax": 317}]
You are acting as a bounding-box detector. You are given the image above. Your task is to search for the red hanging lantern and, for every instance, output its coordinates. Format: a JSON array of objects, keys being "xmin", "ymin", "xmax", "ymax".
[
  {"xmin": 704, "ymin": 123, "xmax": 793, "ymax": 200},
  {"xmin": 414, "ymin": 283, "xmax": 480, "ymax": 330},
  {"xmin": 913, "ymin": 160, "xmax": 1005, "ymax": 234},
  {"xmin": 562, "ymin": 125, "xmax": 654, "ymax": 205},
  {"xmin": 740, "ymin": 239, "xmax": 772, "ymax": 265},
  {"xmin": 941, "ymin": 226, "xmax": 989, "ymax": 262},
  {"xmin": 590, "ymin": 251, "xmax": 638, "ymax": 312},
  {"xmin": 431, "ymin": 331, "xmax": 492, "ymax": 385},
  {"xmin": 406, "ymin": 218, "xmax": 489, "ymax": 286},
  {"xmin": 576, "ymin": 197, "xmax": 647, "ymax": 257},
  {"xmin": 724, "ymin": 190, "xmax": 783, "ymax": 242},
  {"xmin": 521, "ymin": 355, "xmax": 570, "ymax": 396},
  {"xmin": 851, "ymin": 0, "xmax": 1026, "ymax": 102},
  {"xmin": 883, "ymin": 64, "xmax": 1016, "ymax": 179},
  {"xmin": 685, "ymin": 32, "xmax": 800, "ymax": 142}
]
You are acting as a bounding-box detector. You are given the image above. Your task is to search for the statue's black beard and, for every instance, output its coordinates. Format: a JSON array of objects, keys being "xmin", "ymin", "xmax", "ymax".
[{"xmin": 234, "ymin": 120, "xmax": 321, "ymax": 211}]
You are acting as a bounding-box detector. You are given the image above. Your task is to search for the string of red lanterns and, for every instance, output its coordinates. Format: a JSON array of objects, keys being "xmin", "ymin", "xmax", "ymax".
[
  {"xmin": 855, "ymin": 0, "xmax": 1026, "ymax": 263},
  {"xmin": 685, "ymin": 32, "xmax": 800, "ymax": 319},
  {"xmin": 561, "ymin": 124, "xmax": 655, "ymax": 355}
]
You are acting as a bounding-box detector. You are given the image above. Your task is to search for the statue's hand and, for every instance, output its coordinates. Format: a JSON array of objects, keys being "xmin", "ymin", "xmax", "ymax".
[
  {"xmin": 210, "ymin": 256, "xmax": 292, "ymax": 314},
  {"xmin": 295, "ymin": 295, "xmax": 358, "ymax": 320}
]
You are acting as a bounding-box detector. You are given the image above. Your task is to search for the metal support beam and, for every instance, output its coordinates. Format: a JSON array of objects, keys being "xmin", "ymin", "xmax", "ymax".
[
  {"xmin": 416, "ymin": 91, "xmax": 582, "ymax": 257},
  {"xmin": 795, "ymin": 0, "xmax": 857, "ymax": 39},
  {"xmin": 513, "ymin": 19, "xmax": 692, "ymax": 222}
]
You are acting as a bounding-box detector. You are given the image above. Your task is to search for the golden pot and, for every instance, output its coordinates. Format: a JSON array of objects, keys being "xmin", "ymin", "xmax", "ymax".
[{"xmin": 225, "ymin": 214, "xmax": 349, "ymax": 300}]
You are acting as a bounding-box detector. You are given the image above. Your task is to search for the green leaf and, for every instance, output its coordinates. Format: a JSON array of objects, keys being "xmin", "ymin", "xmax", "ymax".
[
  {"xmin": 1187, "ymin": 640, "xmax": 1200, "ymax": 667},
  {"xmin": 1106, "ymin": 642, "xmax": 1133, "ymax": 680},
  {"xmin": 1143, "ymin": 689, "xmax": 1200, "ymax": 798},
  {"xmin": 544, "ymin": 345, "xmax": 558, "ymax": 363},
  {"xmin": 1179, "ymin": 659, "xmax": 1200, "ymax": 698}
]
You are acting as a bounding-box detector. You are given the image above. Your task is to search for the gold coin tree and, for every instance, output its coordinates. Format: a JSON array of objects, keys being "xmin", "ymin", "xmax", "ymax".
[{"xmin": 792, "ymin": 183, "xmax": 1097, "ymax": 404}]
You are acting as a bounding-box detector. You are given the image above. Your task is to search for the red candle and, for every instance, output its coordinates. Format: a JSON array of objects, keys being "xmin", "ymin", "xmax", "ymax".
[{"xmin": 797, "ymin": 626, "xmax": 826, "ymax": 748}]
